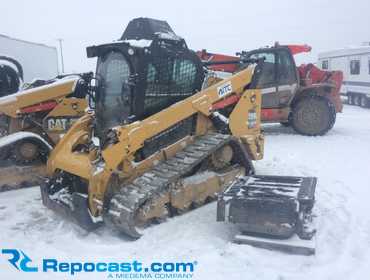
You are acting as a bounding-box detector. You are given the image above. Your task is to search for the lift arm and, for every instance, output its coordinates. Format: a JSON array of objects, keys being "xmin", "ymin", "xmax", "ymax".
[{"xmin": 102, "ymin": 63, "xmax": 261, "ymax": 170}]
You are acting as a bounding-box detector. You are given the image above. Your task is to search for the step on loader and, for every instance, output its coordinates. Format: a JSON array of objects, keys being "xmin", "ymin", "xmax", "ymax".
[{"xmin": 40, "ymin": 18, "xmax": 317, "ymax": 254}]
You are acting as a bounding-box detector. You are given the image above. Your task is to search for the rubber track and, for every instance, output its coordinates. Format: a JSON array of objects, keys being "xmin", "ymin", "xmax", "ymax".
[
  {"xmin": 105, "ymin": 133, "xmax": 237, "ymax": 238},
  {"xmin": 0, "ymin": 164, "xmax": 46, "ymax": 192}
]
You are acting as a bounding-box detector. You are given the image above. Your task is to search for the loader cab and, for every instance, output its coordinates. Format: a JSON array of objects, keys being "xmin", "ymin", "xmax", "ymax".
[
  {"xmin": 87, "ymin": 18, "xmax": 204, "ymax": 141},
  {"xmin": 241, "ymin": 46, "xmax": 299, "ymax": 108},
  {"xmin": 94, "ymin": 50, "xmax": 132, "ymax": 131}
]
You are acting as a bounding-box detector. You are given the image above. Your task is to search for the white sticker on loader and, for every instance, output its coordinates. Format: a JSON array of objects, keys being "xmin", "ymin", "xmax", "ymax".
[
  {"xmin": 248, "ymin": 110, "xmax": 257, "ymax": 129},
  {"xmin": 217, "ymin": 81, "xmax": 233, "ymax": 98}
]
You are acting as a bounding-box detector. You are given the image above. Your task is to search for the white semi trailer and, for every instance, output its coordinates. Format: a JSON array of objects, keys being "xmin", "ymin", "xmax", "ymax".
[
  {"xmin": 318, "ymin": 43, "xmax": 370, "ymax": 108},
  {"xmin": 0, "ymin": 34, "xmax": 59, "ymax": 83}
]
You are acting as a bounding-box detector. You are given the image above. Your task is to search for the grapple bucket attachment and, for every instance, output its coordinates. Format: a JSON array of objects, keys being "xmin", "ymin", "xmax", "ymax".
[
  {"xmin": 217, "ymin": 175, "xmax": 317, "ymax": 255},
  {"xmin": 40, "ymin": 176, "xmax": 102, "ymax": 231}
]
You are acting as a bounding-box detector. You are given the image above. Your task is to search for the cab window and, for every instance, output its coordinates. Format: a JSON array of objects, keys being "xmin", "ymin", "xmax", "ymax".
[
  {"xmin": 144, "ymin": 58, "xmax": 197, "ymax": 114},
  {"xmin": 277, "ymin": 50, "xmax": 296, "ymax": 85},
  {"xmin": 96, "ymin": 51, "xmax": 131, "ymax": 131},
  {"xmin": 249, "ymin": 52, "xmax": 276, "ymax": 87},
  {"xmin": 322, "ymin": 60, "xmax": 329, "ymax": 70},
  {"xmin": 350, "ymin": 59, "xmax": 360, "ymax": 75}
]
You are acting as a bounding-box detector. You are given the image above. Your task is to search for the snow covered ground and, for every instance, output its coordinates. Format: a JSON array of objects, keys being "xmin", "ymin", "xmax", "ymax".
[{"xmin": 0, "ymin": 105, "xmax": 369, "ymax": 280}]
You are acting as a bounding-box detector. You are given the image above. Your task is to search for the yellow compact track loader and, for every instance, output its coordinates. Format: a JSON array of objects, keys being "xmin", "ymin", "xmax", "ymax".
[
  {"xmin": 41, "ymin": 18, "xmax": 317, "ymax": 254},
  {"xmin": 0, "ymin": 73, "xmax": 91, "ymax": 190}
]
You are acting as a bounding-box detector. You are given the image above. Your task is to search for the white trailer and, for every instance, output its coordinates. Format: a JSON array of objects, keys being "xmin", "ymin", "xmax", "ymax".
[
  {"xmin": 0, "ymin": 34, "xmax": 59, "ymax": 83},
  {"xmin": 318, "ymin": 43, "xmax": 370, "ymax": 107}
]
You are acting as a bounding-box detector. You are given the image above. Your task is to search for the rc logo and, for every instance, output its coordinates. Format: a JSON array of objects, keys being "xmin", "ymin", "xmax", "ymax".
[{"xmin": 1, "ymin": 249, "xmax": 38, "ymax": 272}]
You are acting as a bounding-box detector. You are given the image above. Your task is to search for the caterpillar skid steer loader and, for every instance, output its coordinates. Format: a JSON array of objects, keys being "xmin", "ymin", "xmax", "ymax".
[
  {"xmin": 0, "ymin": 73, "xmax": 91, "ymax": 191},
  {"xmin": 41, "ymin": 18, "xmax": 317, "ymax": 254}
]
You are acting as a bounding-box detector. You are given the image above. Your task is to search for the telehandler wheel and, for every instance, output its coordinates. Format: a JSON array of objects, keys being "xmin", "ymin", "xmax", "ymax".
[
  {"xmin": 291, "ymin": 95, "xmax": 336, "ymax": 136},
  {"xmin": 14, "ymin": 140, "xmax": 41, "ymax": 164}
]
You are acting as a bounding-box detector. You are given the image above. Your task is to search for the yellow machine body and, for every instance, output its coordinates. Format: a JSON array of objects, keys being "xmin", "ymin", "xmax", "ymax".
[
  {"xmin": 0, "ymin": 77, "xmax": 88, "ymax": 190},
  {"xmin": 47, "ymin": 66, "xmax": 264, "ymax": 217}
]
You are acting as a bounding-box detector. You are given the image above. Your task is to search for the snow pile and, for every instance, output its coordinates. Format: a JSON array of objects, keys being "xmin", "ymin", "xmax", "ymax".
[
  {"xmin": 0, "ymin": 105, "xmax": 369, "ymax": 279},
  {"xmin": 0, "ymin": 131, "xmax": 52, "ymax": 150}
]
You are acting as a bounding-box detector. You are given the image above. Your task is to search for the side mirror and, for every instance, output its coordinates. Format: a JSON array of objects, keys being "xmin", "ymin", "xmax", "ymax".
[
  {"xmin": 88, "ymin": 90, "xmax": 96, "ymax": 110},
  {"xmin": 84, "ymin": 73, "xmax": 97, "ymax": 110}
]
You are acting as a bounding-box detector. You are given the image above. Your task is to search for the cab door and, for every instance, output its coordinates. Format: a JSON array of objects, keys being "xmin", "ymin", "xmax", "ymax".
[
  {"xmin": 276, "ymin": 49, "xmax": 299, "ymax": 107},
  {"xmin": 248, "ymin": 51, "xmax": 279, "ymax": 108},
  {"xmin": 95, "ymin": 51, "xmax": 132, "ymax": 136}
]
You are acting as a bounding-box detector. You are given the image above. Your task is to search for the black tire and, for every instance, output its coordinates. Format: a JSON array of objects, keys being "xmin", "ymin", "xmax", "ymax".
[
  {"xmin": 0, "ymin": 64, "xmax": 21, "ymax": 97},
  {"xmin": 280, "ymin": 121, "xmax": 290, "ymax": 127},
  {"xmin": 360, "ymin": 95, "xmax": 368, "ymax": 108},
  {"xmin": 347, "ymin": 94, "xmax": 353, "ymax": 105},
  {"xmin": 291, "ymin": 95, "xmax": 336, "ymax": 136},
  {"xmin": 353, "ymin": 95, "xmax": 361, "ymax": 106}
]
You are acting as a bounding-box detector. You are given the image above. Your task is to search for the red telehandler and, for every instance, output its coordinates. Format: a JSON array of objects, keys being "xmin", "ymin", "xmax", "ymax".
[{"xmin": 198, "ymin": 44, "xmax": 343, "ymax": 136}]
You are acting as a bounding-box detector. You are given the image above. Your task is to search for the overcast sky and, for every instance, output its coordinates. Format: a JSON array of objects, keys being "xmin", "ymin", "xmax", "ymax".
[{"xmin": 1, "ymin": 0, "xmax": 369, "ymax": 73}]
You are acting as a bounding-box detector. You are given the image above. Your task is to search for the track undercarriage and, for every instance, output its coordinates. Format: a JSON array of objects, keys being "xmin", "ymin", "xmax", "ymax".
[
  {"xmin": 0, "ymin": 163, "xmax": 46, "ymax": 192},
  {"xmin": 0, "ymin": 131, "xmax": 50, "ymax": 192},
  {"xmin": 41, "ymin": 133, "xmax": 252, "ymax": 237}
]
